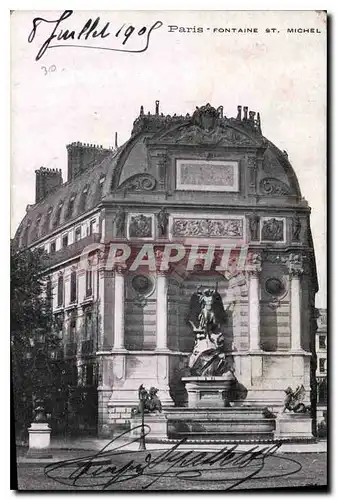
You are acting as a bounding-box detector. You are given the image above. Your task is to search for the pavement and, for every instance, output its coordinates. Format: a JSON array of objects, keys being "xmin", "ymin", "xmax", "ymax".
[
  {"xmin": 16, "ymin": 436, "xmax": 327, "ymax": 462},
  {"xmin": 14, "ymin": 440, "xmax": 328, "ymax": 491}
]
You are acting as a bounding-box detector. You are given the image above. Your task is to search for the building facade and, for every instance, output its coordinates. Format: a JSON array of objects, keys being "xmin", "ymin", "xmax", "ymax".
[
  {"xmin": 316, "ymin": 308, "xmax": 327, "ymax": 421},
  {"xmin": 14, "ymin": 103, "xmax": 319, "ymax": 437}
]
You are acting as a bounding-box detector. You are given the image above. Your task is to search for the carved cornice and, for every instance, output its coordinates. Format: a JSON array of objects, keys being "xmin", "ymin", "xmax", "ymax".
[
  {"xmin": 117, "ymin": 173, "xmax": 157, "ymax": 192},
  {"xmin": 260, "ymin": 177, "xmax": 291, "ymax": 195}
]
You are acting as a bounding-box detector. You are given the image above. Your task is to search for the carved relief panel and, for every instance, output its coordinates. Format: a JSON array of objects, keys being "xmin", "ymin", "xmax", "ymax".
[
  {"xmin": 127, "ymin": 213, "xmax": 154, "ymax": 240},
  {"xmin": 170, "ymin": 215, "xmax": 244, "ymax": 239},
  {"xmin": 175, "ymin": 159, "xmax": 239, "ymax": 192},
  {"xmin": 260, "ymin": 217, "xmax": 286, "ymax": 243}
]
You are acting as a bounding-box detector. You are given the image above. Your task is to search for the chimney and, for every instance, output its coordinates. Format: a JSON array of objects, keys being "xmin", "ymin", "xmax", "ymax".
[
  {"xmin": 35, "ymin": 167, "xmax": 63, "ymax": 204},
  {"xmin": 66, "ymin": 142, "xmax": 112, "ymax": 182}
]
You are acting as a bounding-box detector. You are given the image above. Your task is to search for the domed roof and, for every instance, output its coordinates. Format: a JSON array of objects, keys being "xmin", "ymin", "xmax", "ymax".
[{"xmin": 14, "ymin": 103, "xmax": 305, "ymax": 248}]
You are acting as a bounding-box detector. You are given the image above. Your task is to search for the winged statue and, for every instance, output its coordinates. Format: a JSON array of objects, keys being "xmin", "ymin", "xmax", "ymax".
[
  {"xmin": 185, "ymin": 284, "xmax": 235, "ymax": 377},
  {"xmin": 282, "ymin": 385, "xmax": 310, "ymax": 413}
]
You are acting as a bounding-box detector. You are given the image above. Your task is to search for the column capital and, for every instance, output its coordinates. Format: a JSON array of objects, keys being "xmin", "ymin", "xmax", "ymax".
[
  {"xmin": 114, "ymin": 264, "xmax": 128, "ymax": 275},
  {"xmin": 286, "ymin": 253, "xmax": 304, "ymax": 277},
  {"xmin": 246, "ymin": 251, "xmax": 262, "ymax": 275}
]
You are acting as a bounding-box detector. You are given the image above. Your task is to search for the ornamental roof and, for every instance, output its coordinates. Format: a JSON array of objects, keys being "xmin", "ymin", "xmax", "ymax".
[{"xmin": 14, "ymin": 102, "xmax": 305, "ymax": 248}]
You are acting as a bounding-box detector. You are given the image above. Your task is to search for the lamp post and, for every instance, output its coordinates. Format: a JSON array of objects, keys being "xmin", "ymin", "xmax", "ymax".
[{"xmin": 138, "ymin": 390, "xmax": 147, "ymax": 451}]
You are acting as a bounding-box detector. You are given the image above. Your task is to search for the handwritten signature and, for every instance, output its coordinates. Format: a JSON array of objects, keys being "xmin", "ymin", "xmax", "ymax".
[
  {"xmin": 28, "ymin": 10, "xmax": 163, "ymax": 61},
  {"xmin": 44, "ymin": 424, "xmax": 303, "ymax": 490}
]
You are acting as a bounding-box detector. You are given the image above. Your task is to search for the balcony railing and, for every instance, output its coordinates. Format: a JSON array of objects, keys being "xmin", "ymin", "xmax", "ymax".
[{"xmin": 42, "ymin": 233, "xmax": 101, "ymax": 268}]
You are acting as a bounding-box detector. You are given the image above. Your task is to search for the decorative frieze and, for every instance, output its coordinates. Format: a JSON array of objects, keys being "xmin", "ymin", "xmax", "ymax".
[{"xmin": 172, "ymin": 217, "xmax": 243, "ymax": 238}]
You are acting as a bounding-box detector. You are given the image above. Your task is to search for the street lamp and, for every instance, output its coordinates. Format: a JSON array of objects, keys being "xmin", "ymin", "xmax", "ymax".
[{"xmin": 138, "ymin": 386, "xmax": 147, "ymax": 451}]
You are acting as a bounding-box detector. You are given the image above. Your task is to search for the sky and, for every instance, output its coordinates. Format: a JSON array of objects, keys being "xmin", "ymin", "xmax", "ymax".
[{"xmin": 10, "ymin": 10, "xmax": 326, "ymax": 307}]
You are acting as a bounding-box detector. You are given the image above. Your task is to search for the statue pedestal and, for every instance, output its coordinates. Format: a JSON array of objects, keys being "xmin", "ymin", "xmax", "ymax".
[
  {"xmin": 26, "ymin": 423, "xmax": 52, "ymax": 458},
  {"xmin": 275, "ymin": 412, "xmax": 313, "ymax": 439},
  {"xmin": 130, "ymin": 413, "xmax": 167, "ymax": 441},
  {"xmin": 182, "ymin": 373, "xmax": 236, "ymax": 408}
]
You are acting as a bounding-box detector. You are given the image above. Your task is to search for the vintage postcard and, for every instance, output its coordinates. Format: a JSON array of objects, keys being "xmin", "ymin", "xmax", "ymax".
[{"xmin": 11, "ymin": 10, "xmax": 327, "ymax": 491}]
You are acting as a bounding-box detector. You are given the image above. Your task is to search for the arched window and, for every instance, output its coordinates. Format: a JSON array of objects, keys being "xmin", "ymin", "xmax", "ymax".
[
  {"xmin": 70, "ymin": 269, "xmax": 77, "ymax": 303},
  {"xmin": 57, "ymin": 274, "xmax": 64, "ymax": 307}
]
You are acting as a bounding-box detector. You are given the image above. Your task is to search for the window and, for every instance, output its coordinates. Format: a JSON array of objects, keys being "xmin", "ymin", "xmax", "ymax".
[
  {"xmin": 319, "ymin": 358, "xmax": 326, "ymax": 373},
  {"xmin": 53, "ymin": 202, "xmax": 63, "ymax": 227},
  {"xmin": 66, "ymin": 195, "xmax": 76, "ymax": 219},
  {"xmin": 97, "ymin": 176, "xmax": 105, "ymax": 199},
  {"xmin": 85, "ymin": 310, "xmax": 93, "ymax": 339},
  {"xmin": 42, "ymin": 207, "xmax": 53, "ymax": 235},
  {"xmin": 62, "ymin": 233, "xmax": 68, "ymax": 248},
  {"xmin": 85, "ymin": 270, "xmax": 93, "ymax": 297},
  {"xmin": 46, "ymin": 277, "xmax": 52, "ymax": 305},
  {"xmin": 319, "ymin": 335, "xmax": 326, "ymax": 349},
  {"xmin": 318, "ymin": 379, "xmax": 327, "ymax": 404},
  {"xmin": 75, "ymin": 226, "xmax": 81, "ymax": 242},
  {"xmin": 55, "ymin": 313, "xmax": 64, "ymax": 338},
  {"xmin": 57, "ymin": 274, "xmax": 64, "ymax": 307},
  {"xmin": 86, "ymin": 364, "xmax": 93, "ymax": 386},
  {"xmin": 50, "ymin": 240, "xmax": 56, "ymax": 254},
  {"xmin": 79, "ymin": 185, "xmax": 89, "ymax": 212},
  {"xmin": 70, "ymin": 270, "xmax": 77, "ymax": 303},
  {"xmin": 68, "ymin": 312, "xmax": 77, "ymax": 343},
  {"xmin": 88, "ymin": 219, "xmax": 96, "ymax": 236}
]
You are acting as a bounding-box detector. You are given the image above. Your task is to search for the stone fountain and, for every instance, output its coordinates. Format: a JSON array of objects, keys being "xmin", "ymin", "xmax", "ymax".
[{"xmin": 166, "ymin": 285, "xmax": 276, "ymax": 442}]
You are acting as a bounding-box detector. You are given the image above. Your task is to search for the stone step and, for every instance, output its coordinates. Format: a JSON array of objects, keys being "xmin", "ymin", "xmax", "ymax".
[
  {"xmin": 168, "ymin": 430, "xmax": 275, "ymax": 441},
  {"xmin": 166, "ymin": 407, "xmax": 275, "ymax": 420}
]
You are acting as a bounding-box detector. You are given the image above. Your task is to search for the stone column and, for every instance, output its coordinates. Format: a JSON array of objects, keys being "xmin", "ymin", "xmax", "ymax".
[
  {"xmin": 113, "ymin": 265, "xmax": 126, "ymax": 351},
  {"xmin": 288, "ymin": 254, "xmax": 304, "ymax": 351},
  {"xmin": 156, "ymin": 271, "xmax": 168, "ymax": 350},
  {"xmin": 248, "ymin": 253, "xmax": 262, "ymax": 351}
]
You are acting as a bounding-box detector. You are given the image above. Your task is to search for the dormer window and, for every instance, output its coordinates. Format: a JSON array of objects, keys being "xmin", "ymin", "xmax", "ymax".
[
  {"xmin": 35, "ymin": 214, "xmax": 42, "ymax": 235},
  {"xmin": 66, "ymin": 194, "xmax": 76, "ymax": 219},
  {"xmin": 98, "ymin": 176, "xmax": 105, "ymax": 197},
  {"xmin": 53, "ymin": 202, "xmax": 63, "ymax": 228},
  {"xmin": 42, "ymin": 207, "xmax": 53, "ymax": 235},
  {"xmin": 79, "ymin": 185, "xmax": 89, "ymax": 212}
]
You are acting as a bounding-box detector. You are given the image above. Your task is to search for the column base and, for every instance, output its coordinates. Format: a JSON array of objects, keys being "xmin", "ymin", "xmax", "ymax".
[{"xmin": 111, "ymin": 347, "xmax": 128, "ymax": 353}]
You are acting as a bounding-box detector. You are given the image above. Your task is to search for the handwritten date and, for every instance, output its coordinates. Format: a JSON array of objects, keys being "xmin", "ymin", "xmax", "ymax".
[{"xmin": 28, "ymin": 10, "xmax": 163, "ymax": 61}]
